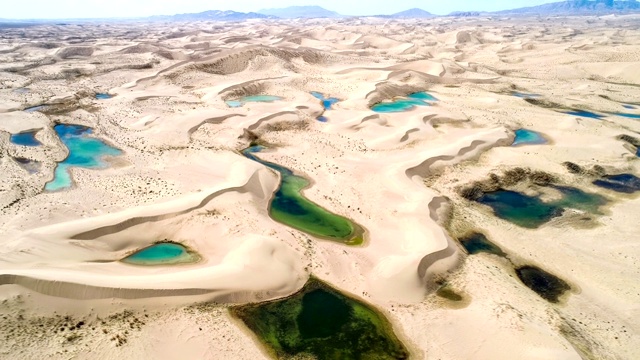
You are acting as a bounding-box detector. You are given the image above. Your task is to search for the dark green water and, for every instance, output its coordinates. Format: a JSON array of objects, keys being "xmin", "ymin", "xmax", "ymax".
[
  {"xmin": 476, "ymin": 186, "xmax": 608, "ymax": 228},
  {"xmin": 516, "ymin": 266, "xmax": 571, "ymax": 303},
  {"xmin": 242, "ymin": 146, "xmax": 362, "ymax": 245},
  {"xmin": 231, "ymin": 278, "xmax": 409, "ymax": 360},
  {"xmin": 477, "ymin": 190, "xmax": 564, "ymax": 229},
  {"xmin": 121, "ymin": 242, "xmax": 199, "ymax": 266},
  {"xmin": 459, "ymin": 233, "xmax": 506, "ymax": 257}
]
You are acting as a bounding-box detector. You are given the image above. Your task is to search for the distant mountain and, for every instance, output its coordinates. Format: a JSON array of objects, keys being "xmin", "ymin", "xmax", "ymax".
[
  {"xmin": 448, "ymin": 11, "xmax": 485, "ymax": 17},
  {"xmin": 496, "ymin": 0, "xmax": 640, "ymax": 15},
  {"xmin": 257, "ymin": 6, "xmax": 341, "ymax": 18},
  {"xmin": 390, "ymin": 8, "xmax": 435, "ymax": 18},
  {"xmin": 149, "ymin": 10, "xmax": 274, "ymax": 22}
]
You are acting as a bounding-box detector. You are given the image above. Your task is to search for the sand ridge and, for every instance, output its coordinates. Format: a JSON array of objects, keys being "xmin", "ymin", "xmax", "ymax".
[{"xmin": 0, "ymin": 14, "xmax": 639, "ymax": 359}]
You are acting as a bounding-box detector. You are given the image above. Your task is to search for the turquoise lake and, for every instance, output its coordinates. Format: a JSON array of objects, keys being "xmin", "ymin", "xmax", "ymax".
[
  {"xmin": 226, "ymin": 95, "xmax": 283, "ymax": 108},
  {"xmin": 45, "ymin": 124, "xmax": 122, "ymax": 191},
  {"xmin": 512, "ymin": 129, "xmax": 547, "ymax": 146},
  {"xmin": 122, "ymin": 243, "xmax": 198, "ymax": 266},
  {"xmin": 372, "ymin": 92, "xmax": 437, "ymax": 113},
  {"xmin": 95, "ymin": 93, "xmax": 112, "ymax": 100},
  {"xmin": 10, "ymin": 131, "xmax": 41, "ymax": 147}
]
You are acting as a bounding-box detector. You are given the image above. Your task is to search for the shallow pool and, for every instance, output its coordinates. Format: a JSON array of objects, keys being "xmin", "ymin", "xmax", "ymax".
[
  {"xmin": 122, "ymin": 242, "xmax": 198, "ymax": 266},
  {"xmin": 45, "ymin": 124, "xmax": 122, "ymax": 191}
]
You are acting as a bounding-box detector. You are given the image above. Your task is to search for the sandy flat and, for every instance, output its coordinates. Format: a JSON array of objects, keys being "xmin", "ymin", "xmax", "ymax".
[{"xmin": 1, "ymin": 14, "xmax": 640, "ymax": 360}]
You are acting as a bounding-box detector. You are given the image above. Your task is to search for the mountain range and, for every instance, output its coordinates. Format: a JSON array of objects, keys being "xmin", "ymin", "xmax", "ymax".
[
  {"xmin": 150, "ymin": 1, "xmax": 640, "ymax": 21},
  {"xmin": 5, "ymin": 1, "xmax": 640, "ymax": 23},
  {"xmin": 498, "ymin": 0, "xmax": 640, "ymax": 14},
  {"xmin": 257, "ymin": 6, "xmax": 341, "ymax": 18}
]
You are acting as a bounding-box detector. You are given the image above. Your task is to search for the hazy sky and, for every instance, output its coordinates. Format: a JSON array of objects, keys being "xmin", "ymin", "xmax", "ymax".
[{"xmin": 1, "ymin": 0, "xmax": 556, "ymax": 19}]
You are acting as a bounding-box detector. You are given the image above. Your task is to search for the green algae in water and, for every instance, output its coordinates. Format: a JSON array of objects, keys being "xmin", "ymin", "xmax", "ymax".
[
  {"xmin": 122, "ymin": 242, "xmax": 199, "ymax": 266},
  {"xmin": 516, "ymin": 266, "xmax": 571, "ymax": 303},
  {"xmin": 476, "ymin": 186, "xmax": 608, "ymax": 229},
  {"xmin": 231, "ymin": 278, "xmax": 409, "ymax": 360},
  {"xmin": 477, "ymin": 190, "xmax": 564, "ymax": 229},
  {"xmin": 242, "ymin": 146, "xmax": 362, "ymax": 245},
  {"xmin": 459, "ymin": 233, "xmax": 506, "ymax": 257},
  {"xmin": 436, "ymin": 286, "xmax": 463, "ymax": 302},
  {"xmin": 550, "ymin": 185, "xmax": 608, "ymax": 214}
]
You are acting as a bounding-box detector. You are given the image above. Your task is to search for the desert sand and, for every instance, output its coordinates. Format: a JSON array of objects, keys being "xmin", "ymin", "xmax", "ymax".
[{"xmin": 1, "ymin": 14, "xmax": 640, "ymax": 359}]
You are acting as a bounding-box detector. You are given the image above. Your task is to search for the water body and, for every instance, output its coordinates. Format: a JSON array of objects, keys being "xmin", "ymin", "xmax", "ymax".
[
  {"xmin": 477, "ymin": 190, "xmax": 564, "ymax": 229},
  {"xmin": 45, "ymin": 124, "xmax": 122, "ymax": 192},
  {"xmin": 95, "ymin": 93, "xmax": 112, "ymax": 100},
  {"xmin": 372, "ymin": 92, "xmax": 437, "ymax": 113},
  {"xmin": 516, "ymin": 266, "xmax": 571, "ymax": 303},
  {"xmin": 121, "ymin": 242, "xmax": 198, "ymax": 266},
  {"xmin": 231, "ymin": 278, "xmax": 409, "ymax": 359},
  {"xmin": 311, "ymin": 91, "xmax": 340, "ymax": 110},
  {"xmin": 10, "ymin": 130, "xmax": 41, "ymax": 147},
  {"xmin": 551, "ymin": 185, "xmax": 608, "ymax": 214},
  {"xmin": 512, "ymin": 129, "xmax": 547, "ymax": 146},
  {"xmin": 225, "ymin": 95, "xmax": 283, "ymax": 108},
  {"xmin": 512, "ymin": 91, "xmax": 541, "ymax": 99},
  {"xmin": 562, "ymin": 110, "xmax": 605, "ymax": 119},
  {"xmin": 623, "ymin": 104, "xmax": 636, "ymax": 110},
  {"xmin": 13, "ymin": 88, "xmax": 30, "ymax": 94},
  {"xmin": 611, "ymin": 112, "xmax": 640, "ymax": 119},
  {"xmin": 476, "ymin": 186, "xmax": 607, "ymax": 229},
  {"xmin": 24, "ymin": 105, "xmax": 47, "ymax": 113},
  {"xmin": 242, "ymin": 146, "xmax": 362, "ymax": 245},
  {"xmin": 593, "ymin": 174, "xmax": 640, "ymax": 194},
  {"xmin": 14, "ymin": 157, "xmax": 40, "ymax": 174},
  {"xmin": 311, "ymin": 91, "xmax": 339, "ymax": 122},
  {"xmin": 459, "ymin": 233, "xmax": 506, "ymax": 257}
]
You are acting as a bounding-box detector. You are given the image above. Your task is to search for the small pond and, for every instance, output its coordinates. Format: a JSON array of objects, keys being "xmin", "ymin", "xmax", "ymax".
[{"xmin": 121, "ymin": 242, "xmax": 199, "ymax": 266}]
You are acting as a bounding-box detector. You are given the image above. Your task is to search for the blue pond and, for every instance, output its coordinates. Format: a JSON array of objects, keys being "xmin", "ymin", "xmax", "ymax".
[
  {"xmin": 45, "ymin": 124, "xmax": 122, "ymax": 192},
  {"xmin": 512, "ymin": 129, "xmax": 547, "ymax": 146},
  {"xmin": 10, "ymin": 130, "xmax": 41, "ymax": 147},
  {"xmin": 372, "ymin": 92, "xmax": 437, "ymax": 113},
  {"xmin": 593, "ymin": 174, "xmax": 640, "ymax": 194},
  {"xmin": 562, "ymin": 110, "xmax": 605, "ymax": 119},
  {"xmin": 611, "ymin": 112, "xmax": 640, "ymax": 120},
  {"xmin": 226, "ymin": 95, "xmax": 283, "ymax": 108},
  {"xmin": 512, "ymin": 91, "xmax": 540, "ymax": 99},
  {"xmin": 24, "ymin": 105, "xmax": 47, "ymax": 113},
  {"xmin": 311, "ymin": 91, "xmax": 340, "ymax": 110},
  {"xmin": 122, "ymin": 243, "xmax": 198, "ymax": 266},
  {"xmin": 95, "ymin": 93, "xmax": 112, "ymax": 100},
  {"xmin": 622, "ymin": 105, "xmax": 636, "ymax": 110},
  {"xmin": 477, "ymin": 185, "xmax": 607, "ymax": 228}
]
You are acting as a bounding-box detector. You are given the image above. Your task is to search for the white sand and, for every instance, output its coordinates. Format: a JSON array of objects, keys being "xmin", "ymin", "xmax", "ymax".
[{"xmin": 1, "ymin": 15, "xmax": 640, "ymax": 359}]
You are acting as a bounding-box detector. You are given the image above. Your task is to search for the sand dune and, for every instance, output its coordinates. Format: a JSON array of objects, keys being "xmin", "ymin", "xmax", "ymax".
[{"xmin": 1, "ymin": 14, "xmax": 640, "ymax": 360}]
